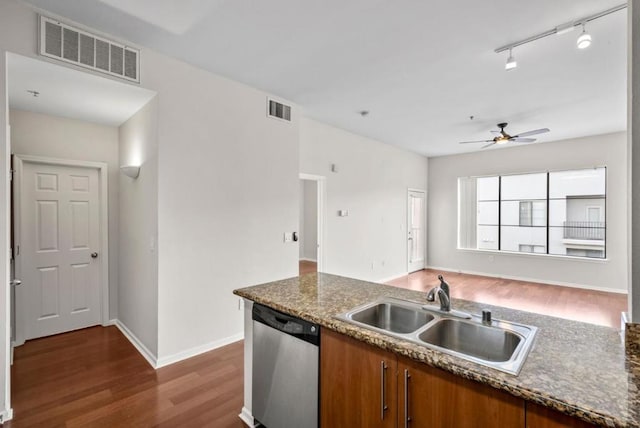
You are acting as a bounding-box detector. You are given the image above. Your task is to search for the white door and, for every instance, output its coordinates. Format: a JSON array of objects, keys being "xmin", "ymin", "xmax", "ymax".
[
  {"xmin": 407, "ymin": 190, "xmax": 426, "ymax": 273},
  {"xmin": 17, "ymin": 162, "xmax": 102, "ymax": 341}
]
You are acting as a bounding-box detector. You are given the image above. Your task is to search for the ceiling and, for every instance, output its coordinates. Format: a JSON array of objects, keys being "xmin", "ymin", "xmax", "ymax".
[
  {"xmin": 22, "ymin": 0, "xmax": 627, "ymax": 156},
  {"xmin": 8, "ymin": 53, "xmax": 157, "ymax": 127}
]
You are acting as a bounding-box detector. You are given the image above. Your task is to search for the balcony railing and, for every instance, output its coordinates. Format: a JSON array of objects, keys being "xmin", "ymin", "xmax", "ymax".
[{"xmin": 563, "ymin": 221, "xmax": 605, "ymax": 240}]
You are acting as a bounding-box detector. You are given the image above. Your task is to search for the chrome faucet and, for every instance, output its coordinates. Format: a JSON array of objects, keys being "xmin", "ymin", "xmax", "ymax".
[{"xmin": 426, "ymin": 275, "xmax": 451, "ymax": 312}]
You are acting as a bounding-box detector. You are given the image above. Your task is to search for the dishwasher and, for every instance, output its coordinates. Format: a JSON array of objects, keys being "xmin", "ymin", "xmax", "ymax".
[{"xmin": 252, "ymin": 303, "xmax": 319, "ymax": 428}]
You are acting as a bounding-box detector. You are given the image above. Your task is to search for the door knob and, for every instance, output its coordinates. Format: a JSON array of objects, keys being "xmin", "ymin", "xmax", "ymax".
[
  {"xmin": 91, "ymin": 252, "xmax": 98, "ymax": 259},
  {"xmin": 10, "ymin": 279, "xmax": 21, "ymax": 287}
]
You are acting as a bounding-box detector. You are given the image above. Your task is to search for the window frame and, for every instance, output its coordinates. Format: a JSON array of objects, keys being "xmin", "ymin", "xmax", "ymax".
[{"xmin": 457, "ymin": 166, "xmax": 607, "ymax": 260}]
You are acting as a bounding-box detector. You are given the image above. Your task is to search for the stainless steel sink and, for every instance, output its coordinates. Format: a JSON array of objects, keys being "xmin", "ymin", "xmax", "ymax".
[
  {"xmin": 418, "ymin": 318, "xmax": 522, "ymax": 362},
  {"xmin": 336, "ymin": 297, "xmax": 537, "ymax": 375},
  {"xmin": 350, "ymin": 302, "xmax": 435, "ymax": 333}
]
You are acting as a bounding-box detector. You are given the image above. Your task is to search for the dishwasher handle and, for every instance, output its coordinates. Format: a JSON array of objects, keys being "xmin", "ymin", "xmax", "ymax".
[{"xmin": 253, "ymin": 303, "xmax": 320, "ymax": 346}]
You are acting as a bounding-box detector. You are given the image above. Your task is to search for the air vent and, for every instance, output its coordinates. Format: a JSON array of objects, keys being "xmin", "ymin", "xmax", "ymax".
[
  {"xmin": 39, "ymin": 15, "xmax": 140, "ymax": 83},
  {"xmin": 267, "ymin": 98, "xmax": 292, "ymax": 122}
]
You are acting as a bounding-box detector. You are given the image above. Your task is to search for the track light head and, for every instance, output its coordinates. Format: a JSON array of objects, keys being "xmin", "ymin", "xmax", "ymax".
[
  {"xmin": 577, "ymin": 24, "xmax": 592, "ymax": 49},
  {"xmin": 505, "ymin": 48, "xmax": 517, "ymax": 70}
]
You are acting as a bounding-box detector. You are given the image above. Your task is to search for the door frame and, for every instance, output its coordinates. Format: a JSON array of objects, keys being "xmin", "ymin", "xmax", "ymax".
[
  {"xmin": 300, "ymin": 173, "xmax": 326, "ymax": 273},
  {"xmin": 407, "ymin": 188, "xmax": 427, "ymax": 273},
  {"xmin": 12, "ymin": 154, "xmax": 109, "ymax": 346}
]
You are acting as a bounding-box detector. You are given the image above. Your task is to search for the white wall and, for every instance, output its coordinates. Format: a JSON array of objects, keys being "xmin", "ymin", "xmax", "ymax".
[
  {"xmin": 0, "ymin": 0, "xmax": 300, "ymax": 380},
  {"xmin": 629, "ymin": 0, "xmax": 639, "ymax": 323},
  {"xmin": 1, "ymin": 49, "xmax": 10, "ymax": 421},
  {"xmin": 300, "ymin": 117, "xmax": 429, "ymax": 282},
  {"xmin": 0, "ymin": 0, "xmax": 32, "ymax": 413},
  {"xmin": 144, "ymin": 53, "xmax": 300, "ymax": 363},
  {"xmin": 428, "ymin": 132, "xmax": 628, "ymax": 293},
  {"xmin": 301, "ymin": 180, "xmax": 318, "ymax": 261},
  {"xmin": 118, "ymin": 98, "xmax": 158, "ymax": 357},
  {"xmin": 9, "ymin": 109, "xmax": 120, "ymax": 318}
]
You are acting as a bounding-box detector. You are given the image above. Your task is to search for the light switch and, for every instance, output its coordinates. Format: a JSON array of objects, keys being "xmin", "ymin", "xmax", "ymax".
[{"xmin": 283, "ymin": 232, "xmax": 293, "ymax": 242}]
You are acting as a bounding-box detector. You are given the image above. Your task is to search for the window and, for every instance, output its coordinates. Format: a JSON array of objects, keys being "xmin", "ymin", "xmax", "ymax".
[
  {"xmin": 518, "ymin": 244, "xmax": 545, "ymax": 253},
  {"xmin": 458, "ymin": 167, "xmax": 606, "ymax": 259},
  {"xmin": 519, "ymin": 201, "xmax": 546, "ymax": 226}
]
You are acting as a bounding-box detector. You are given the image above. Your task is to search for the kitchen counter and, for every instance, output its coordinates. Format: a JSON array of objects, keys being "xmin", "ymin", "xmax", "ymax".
[{"xmin": 234, "ymin": 272, "xmax": 640, "ymax": 427}]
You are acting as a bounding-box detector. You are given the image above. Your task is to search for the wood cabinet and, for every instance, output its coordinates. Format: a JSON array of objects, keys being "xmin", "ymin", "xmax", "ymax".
[
  {"xmin": 397, "ymin": 356, "xmax": 525, "ymax": 428},
  {"xmin": 526, "ymin": 402, "xmax": 598, "ymax": 428},
  {"xmin": 321, "ymin": 328, "xmax": 397, "ymax": 428},
  {"xmin": 320, "ymin": 328, "xmax": 597, "ymax": 428}
]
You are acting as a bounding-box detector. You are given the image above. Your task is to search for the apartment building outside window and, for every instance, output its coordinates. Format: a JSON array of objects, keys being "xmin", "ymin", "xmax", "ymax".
[{"xmin": 458, "ymin": 167, "xmax": 606, "ymax": 259}]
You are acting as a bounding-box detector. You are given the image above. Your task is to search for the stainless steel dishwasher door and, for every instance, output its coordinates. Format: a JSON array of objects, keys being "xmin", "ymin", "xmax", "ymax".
[{"xmin": 252, "ymin": 306, "xmax": 318, "ymax": 428}]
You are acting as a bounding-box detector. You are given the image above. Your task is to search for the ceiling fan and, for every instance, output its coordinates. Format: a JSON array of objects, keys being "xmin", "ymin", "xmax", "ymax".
[{"xmin": 459, "ymin": 123, "xmax": 550, "ymax": 149}]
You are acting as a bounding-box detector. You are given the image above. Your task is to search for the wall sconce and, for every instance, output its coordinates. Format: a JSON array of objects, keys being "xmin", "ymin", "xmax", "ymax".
[{"xmin": 120, "ymin": 165, "xmax": 140, "ymax": 179}]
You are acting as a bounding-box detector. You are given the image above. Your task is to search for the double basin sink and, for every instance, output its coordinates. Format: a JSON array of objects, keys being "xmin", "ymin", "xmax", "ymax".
[{"xmin": 336, "ymin": 297, "xmax": 537, "ymax": 375}]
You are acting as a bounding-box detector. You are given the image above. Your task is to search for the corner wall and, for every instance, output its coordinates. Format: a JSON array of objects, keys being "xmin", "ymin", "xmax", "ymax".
[
  {"xmin": 1, "ymin": 50, "xmax": 10, "ymax": 421},
  {"xmin": 0, "ymin": 1, "xmax": 37, "ymax": 414},
  {"xmin": 118, "ymin": 98, "xmax": 158, "ymax": 358},
  {"xmin": 0, "ymin": 0, "xmax": 303, "ymax": 370},
  {"xmin": 428, "ymin": 132, "xmax": 628, "ymax": 293},
  {"xmin": 628, "ymin": 0, "xmax": 639, "ymax": 323},
  {"xmin": 9, "ymin": 109, "xmax": 120, "ymax": 319},
  {"xmin": 300, "ymin": 117, "xmax": 429, "ymax": 282},
  {"xmin": 149, "ymin": 54, "xmax": 301, "ymax": 362}
]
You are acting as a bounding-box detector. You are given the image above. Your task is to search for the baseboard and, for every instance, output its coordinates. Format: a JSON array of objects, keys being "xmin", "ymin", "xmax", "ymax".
[
  {"xmin": 426, "ymin": 265, "xmax": 629, "ymax": 295},
  {"xmin": 377, "ymin": 272, "xmax": 409, "ymax": 283},
  {"xmin": 155, "ymin": 332, "xmax": 244, "ymax": 369},
  {"xmin": 1, "ymin": 407, "xmax": 14, "ymax": 423},
  {"xmin": 299, "ymin": 257, "xmax": 317, "ymax": 263},
  {"xmin": 104, "ymin": 318, "xmax": 117, "ymax": 326},
  {"xmin": 239, "ymin": 406, "xmax": 258, "ymax": 427},
  {"xmin": 114, "ymin": 320, "xmax": 158, "ymax": 368}
]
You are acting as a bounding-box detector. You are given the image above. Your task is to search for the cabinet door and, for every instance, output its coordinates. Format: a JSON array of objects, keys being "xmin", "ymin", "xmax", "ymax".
[
  {"xmin": 321, "ymin": 328, "xmax": 397, "ymax": 428},
  {"xmin": 398, "ymin": 357, "xmax": 525, "ymax": 428},
  {"xmin": 526, "ymin": 402, "xmax": 598, "ymax": 428}
]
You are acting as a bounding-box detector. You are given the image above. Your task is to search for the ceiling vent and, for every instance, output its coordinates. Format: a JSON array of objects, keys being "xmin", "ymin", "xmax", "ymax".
[
  {"xmin": 267, "ymin": 98, "xmax": 292, "ymax": 122},
  {"xmin": 39, "ymin": 15, "xmax": 140, "ymax": 83}
]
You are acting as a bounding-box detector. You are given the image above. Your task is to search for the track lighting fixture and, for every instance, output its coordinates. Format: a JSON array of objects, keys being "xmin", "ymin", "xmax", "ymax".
[
  {"xmin": 494, "ymin": 3, "xmax": 624, "ymax": 70},
  {"xmin": 576, "ymin": 23, "xmax": 592, "ymax": 49},
  {"xmin": 505, "ymin": 48, "xmax": 517, "ymax": 71}
]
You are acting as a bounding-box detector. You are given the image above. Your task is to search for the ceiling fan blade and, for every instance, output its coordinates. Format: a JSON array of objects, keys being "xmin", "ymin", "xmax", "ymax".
[
  {"xmin": 511, "ymin": 138, "xmax": 536, "ymax": 143},
  {"xmin": 514, "ymin": 128, "xmax": 550, "ymax": 138},
  {"xmin": 459, "ymin": 140, "xmax": 494, "ymax": 144},
  {"xmin": 481, "ymin": 142, "xmax": 496, "ymax": 149}
]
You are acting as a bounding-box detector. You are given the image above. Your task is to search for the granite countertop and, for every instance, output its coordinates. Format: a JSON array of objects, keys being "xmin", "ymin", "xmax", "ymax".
[{"xmin": 234, "ymin": 273, "xmax": 640, "ymax": 428}]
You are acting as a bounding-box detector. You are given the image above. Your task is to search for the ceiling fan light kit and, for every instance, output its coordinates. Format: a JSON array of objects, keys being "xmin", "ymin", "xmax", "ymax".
[
  {"xmin": 458, "ymin": 123, "xmax": 550, "ymax": 149},
  {"xmin": 494, "ymin": 3, "xmax": 625, "ymax": 70}
]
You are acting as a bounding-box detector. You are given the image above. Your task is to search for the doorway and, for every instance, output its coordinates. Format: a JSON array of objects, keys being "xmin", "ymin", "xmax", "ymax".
[
  {"xmin": 13, "ymin": 155, "xmax": 109, "ymax": 345},
  {"xmin": 407, "ymin": 189, "xmax": 426, "ymax": 273},
  {"xmin": 4, "ymin": 52, "xmax": 157, "ymax": 421},
  {"xmin": 299, "ymin": 174, "xmax": 326, "ymax": 275}
]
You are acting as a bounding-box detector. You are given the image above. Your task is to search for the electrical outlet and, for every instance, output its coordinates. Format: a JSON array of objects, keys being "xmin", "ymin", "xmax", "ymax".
[{"xmin": 283, "ymin": 232, "xmax": 293, "ymax": 242}]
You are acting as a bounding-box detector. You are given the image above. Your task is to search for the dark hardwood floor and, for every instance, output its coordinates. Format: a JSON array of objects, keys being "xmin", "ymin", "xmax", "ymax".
[
  {"xmin": 299, "ymin": 260, "xmax": 317, "ymax": 275},
  {"xmin": 5, "ymin": 326, "xmax": 244, "ymax": 427},
  {"xmin": 4, "ymin": 269, "xmax": 626, "ymax": 427},
  {"xmin": 387, "ymin": 269, "xmax": 627, "ymax": 329}
]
